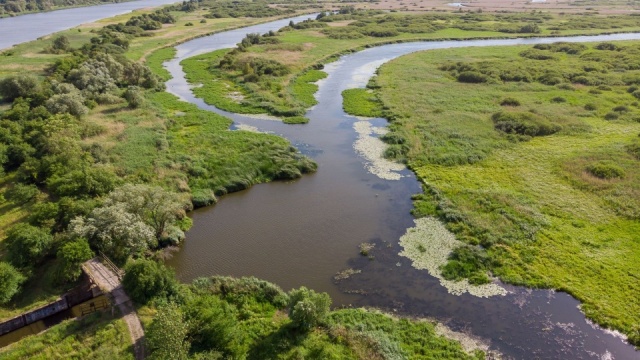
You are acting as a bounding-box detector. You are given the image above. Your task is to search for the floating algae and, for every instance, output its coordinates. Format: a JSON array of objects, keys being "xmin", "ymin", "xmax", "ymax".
[
  {"xmin": 399, "ymin": 217, "xmax": 507, "ymax": 298},
  {"xmin": 353, "ymin": 120, "xmax": 405, "ymax": 181}
]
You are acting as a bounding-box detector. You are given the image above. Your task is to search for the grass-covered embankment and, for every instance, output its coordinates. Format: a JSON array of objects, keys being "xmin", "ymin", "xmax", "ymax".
[
  {"xmin": 369, "ymin": 41, "xmax": 640, "ymax": 344},
  {"xmin": 0, "ymin": 311, "xmax": 133, "ymax": 359}
]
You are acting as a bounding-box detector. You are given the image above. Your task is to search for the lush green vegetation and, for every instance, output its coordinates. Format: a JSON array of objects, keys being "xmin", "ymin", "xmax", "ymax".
[
  {"xmin": 369, "ymin": 41, "xmax": 640, "ymax": 345},
  {"xmin": 0, "ymin": 311, "xmax": 134, "ymax": 359},
  {"xmin": 0, "ymin": 2, "xmax": 315, "ymax": 319},
  {"xmin": 136, "ymin": 273, "xmax": 485, "ymax": 359},
  {"xmin": 184, "ymin": 9, "xmax": 640, "ymax": 123},
  {"xmin": 342, "ymin": 88, "xmax": 383, "ymax": 118}
]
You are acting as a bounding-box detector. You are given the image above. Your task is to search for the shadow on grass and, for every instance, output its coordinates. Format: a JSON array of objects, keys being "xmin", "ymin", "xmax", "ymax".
[{"xmin": 247, "ymin": 322, "xmax": 309, "ymax": 359}]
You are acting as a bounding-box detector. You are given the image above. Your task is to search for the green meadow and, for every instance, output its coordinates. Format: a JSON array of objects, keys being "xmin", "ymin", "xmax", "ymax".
[{"xmin": 371, "ymin": 42, "xmax": 640, "ymax": 344}]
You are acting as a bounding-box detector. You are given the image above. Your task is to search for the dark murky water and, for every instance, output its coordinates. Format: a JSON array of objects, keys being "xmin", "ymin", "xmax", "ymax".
[{"xmin": 164, "ymin": 21, "xmax": 640, "ymax": 359}]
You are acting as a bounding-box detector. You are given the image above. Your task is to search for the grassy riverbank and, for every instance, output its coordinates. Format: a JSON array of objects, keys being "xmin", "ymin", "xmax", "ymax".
[
  {"xmin": 181, "ymin": 10, "xmax": 640, "ymax": 122},
  {"xmin": 370, "ymin": 42, "xmax": 640, "ymax": 344}
]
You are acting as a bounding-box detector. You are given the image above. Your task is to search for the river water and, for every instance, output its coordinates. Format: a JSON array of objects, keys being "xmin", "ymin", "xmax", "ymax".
[
  {"xmin": 1, "ymin": 3, "xmax": 639, "ymax": 358},
  {"xmin": 0, "ymin": 0, "xmax": 179, "ymax": 49},
  {"xmin": 163, "ymin": 18, "xmax": 640, "ymax": 360}
]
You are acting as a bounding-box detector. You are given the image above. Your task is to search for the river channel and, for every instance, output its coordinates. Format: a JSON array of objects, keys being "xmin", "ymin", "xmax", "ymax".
[
  {"xmin": 163, "ymin": 17, "xmax": 640, "ymax": 360},
  {"xmin": 1, "ymin": 4, "xmax": 639, "ymax": 358}
]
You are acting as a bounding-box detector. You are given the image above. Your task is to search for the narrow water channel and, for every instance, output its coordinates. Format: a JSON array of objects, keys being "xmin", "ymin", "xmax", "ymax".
[{"xmin": 164, "ymin": 20, "xmax": 640, "ymax": 359}]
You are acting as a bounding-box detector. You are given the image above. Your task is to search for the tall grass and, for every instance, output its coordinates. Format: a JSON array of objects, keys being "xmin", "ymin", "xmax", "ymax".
[{"xmin": 375, "ymin": 41, "xmax": 640, "ymax": 345}]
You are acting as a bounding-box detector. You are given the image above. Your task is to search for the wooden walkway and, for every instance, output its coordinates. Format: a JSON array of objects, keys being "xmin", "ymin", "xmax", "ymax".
[{"xmin": 82, "ymin": 258, "xmax": 145, "ymax": 360}]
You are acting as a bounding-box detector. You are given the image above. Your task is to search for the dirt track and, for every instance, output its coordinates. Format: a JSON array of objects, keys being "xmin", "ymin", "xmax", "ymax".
[{"xmin": 83, "ymin": 258, "xmax": 145, "ymax": 360}]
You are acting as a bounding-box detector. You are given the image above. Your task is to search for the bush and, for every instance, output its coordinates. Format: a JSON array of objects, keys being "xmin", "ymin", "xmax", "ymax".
[
  {"xmin": 584, "ymin": 103, "xmax": 597, "ymax": 111},
  {"xmin": 191, "ymin": 188, "xmax": 217, "ymax": 208},
  {"xmin": 50, "ymin": 35, "xmax": 71, "ymax": 54},
  {"xmin": 147, "ymin": 303, "xmax": 190, "ymax": 360},
  {"xmin": 124, "ymin": 86, "xmax": 145, "ymax": 108},
  {"xmin": 457, "ymin": 71, "xmax": 489, "ymax": 83},
  {"xmin": 5, "ymin": 183, "xmax": 39, "ymax": 204},
  {"xmin": 56, "ymin": 238, "xmax": 94, "ymax": 284},
  {"xmin": 192, "ymin": 276, "xmax": 288, "ymax": 308},
  {"xmin": 604, "ymin": 112, "xmax": 619, "ymax": 120},
  {"xmin": 491, "ymin": 111, "xmax": 561, "ymax": 137},
  {"xmin": 122, "ymin": 259, "xmax": 178, "ymax": 304},
  {"xmin": 586, "ymin": 162, "xmax": 625, "ymax": 179},
  {"xmin": 5, "ymin": 223, "xmax": 53, "ymax": 267},
  {"xmin": 184, "ymin": 294, "xmax": 242, "ymax": 357},
  {"xmin": 551, "ymin": 96, "xmax": 566, "ymax": 103},
  {"xmin": 0, "ymin": 262, "xmax": 25, "ymax": 304},
  {"xmin": 288, "ymin": 286, "xmax": 331, "ymax": 330},
  {"xmin": 0, "ymin": 74, "xmax": 41, "ymax": 101}
]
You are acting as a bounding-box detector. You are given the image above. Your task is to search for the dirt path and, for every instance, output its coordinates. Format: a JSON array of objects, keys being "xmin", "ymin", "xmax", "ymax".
[{"xmin": 83, "ymin": 258, "xmax": 145, "ymax": 360}]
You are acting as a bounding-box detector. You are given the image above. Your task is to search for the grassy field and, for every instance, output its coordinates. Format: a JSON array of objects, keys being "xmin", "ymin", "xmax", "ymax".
[
  {"xmin": 0, "ymin": 311, "xmax": 133, "ymax": 359},
  {"xmin": 370, "ymin": 42, "xmax": 640, "ymax": 344}
]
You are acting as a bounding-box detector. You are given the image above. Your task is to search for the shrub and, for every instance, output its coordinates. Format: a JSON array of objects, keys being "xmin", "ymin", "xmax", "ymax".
[
  {"xmin": 184, "ymin": 294, "xmax": 242, "ymax": 356},
  {"xmin": 124, "ymin": 86, "xmax": 145, "ymax": 108},
  {"xmin": 457, "ymin": 71, "xmax": 489, "ymax": 83},
  {"xmin": 584, "ymin": 103, "xmax": 597, "ymax": 111},
  {"xmin": 5, "ymin": 223, "xmax": 53, "ymax": 267},
  {"xmin": 288, "ymin": 286, "xmax": 331, "ymax": 330},
  {"xmin": 50, "ymin": 35, "xmax": 71, "ymax": 54},
  {"xmin": 613, "ymin": 105, "xmax": 629, "ymax": 113},
  {"xmin": 56, "ymin": 238, "xmax": 94, "ymax": 284},
  {"xmin": 0, "ymin": 74, "xmax": 41, "ymax": 101},
  {"xmin": 586, "ymin": 161, "xmax": 625, "ymax": 179},
  {"xmin": 604, "ymin": 112, "xmax": 619, "ymax": 120},
  {"xmin": 146, "ymin": 303, "xmax": 190, "ymax": 360},
  {"xmin": 491, "ymin": 111, "xmax": 561, "ymax": 137},
  {"xmin": 0, "ymin": 262, "xmax": 25, "ymax": 304},
  {"xmin": 551, "ymin": 96, "xmax": 566, "ymax": 103},
  {"xmin": 191, "ymin": 188, "xmax": 217, "ymax": 208},
  {"xmin": 193, "ymin": 276, "xmax": 288, "ymax": 307},
  {"xmin": 5, "ymin": 183, "xmax": 39, "ymax": 204},
  {"xmin": 122, "ymin": 259, "xmax": 178, "ymax": 304}
]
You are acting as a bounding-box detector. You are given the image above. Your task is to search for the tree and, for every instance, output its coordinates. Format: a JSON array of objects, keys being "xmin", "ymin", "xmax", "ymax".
[
  {"xmin": 104, "ymin": 184, "xmax": 186, "ymax": 241},
  {"xmin": 4, "ymin": 183, "xmax": 39, "ymax": 204},
  {"xmin": 45, "ymin": 93, "xmax": 89, "ymax": 118},
  {"xmin": 70, "ymin": 203, "xmax": 155, "ymax": 262},
  {"xmin": 287, "ymin": 287, "xmax": 331, "ymax": 330},
  {"xmin": 0, "ymin": 262, "xmax": 25, "ymax": 304},
  {"xmin": 0, "ymin": 73, "xmax": 41, "ymax": 102},
  {"xmin": 56, "ymin": 238, "xmax": 94, "ymax": 283},
  {"xmin": 5, "ymin": 223, "xmax": 53, "ymax": 268},
  {"xmin": 122, "ymin": 259, "xmax": 178, "ymax": 304},
  {"xmin": 146, "ymin": 303, "xmax": 190, "ymax": 360},
  {"xmin": 51, "ymin": 35, "xmax": 71, "ymax": 54}
]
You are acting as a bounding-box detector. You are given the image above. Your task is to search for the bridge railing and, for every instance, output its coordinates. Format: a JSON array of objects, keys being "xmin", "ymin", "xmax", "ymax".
[{"xmin": 99, "ymin": 251, "xmax": 125, "ymax": 279}]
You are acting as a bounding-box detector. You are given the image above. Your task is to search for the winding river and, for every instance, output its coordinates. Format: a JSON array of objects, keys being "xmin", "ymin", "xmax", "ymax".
[
  {"xmin": 1, "ymin": 4, "xmax": 639, "ymax": 358},
  {"xmin": 163, "ymin": 17, "xmax": 640, "ymax": 360}
]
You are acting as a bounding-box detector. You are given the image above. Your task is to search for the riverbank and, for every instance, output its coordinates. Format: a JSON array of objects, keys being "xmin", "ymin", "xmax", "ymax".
[
  {"xmin": 179, "ymin": 9, "xmax": 640, "ymax": 122},
  {"xmin": 369, "ymin": 42, "xmax": 640, "ymax": 345}
]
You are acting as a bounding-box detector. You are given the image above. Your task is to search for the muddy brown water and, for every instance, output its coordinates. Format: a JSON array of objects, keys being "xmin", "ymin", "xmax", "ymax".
[{"xmin": 163, "ymin": 21, "xmax": 640, "ymax": 359}]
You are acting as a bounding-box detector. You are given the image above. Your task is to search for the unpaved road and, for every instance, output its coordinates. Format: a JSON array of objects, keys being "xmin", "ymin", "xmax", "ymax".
[{"xmin": 83, "ymin": 258, "xmax": 145, "ymax": 360}]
